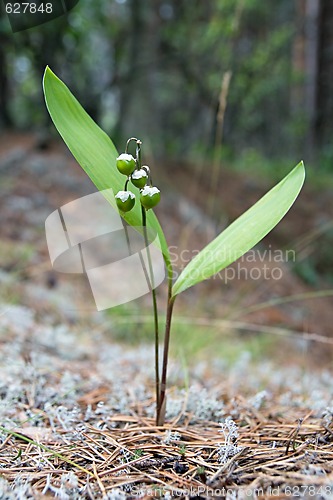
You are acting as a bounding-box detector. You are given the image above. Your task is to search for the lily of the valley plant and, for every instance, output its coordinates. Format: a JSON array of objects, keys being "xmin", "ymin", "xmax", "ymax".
[{"xmin": 43, "ymin": 67, "xmax": 305, "ymax": 426}]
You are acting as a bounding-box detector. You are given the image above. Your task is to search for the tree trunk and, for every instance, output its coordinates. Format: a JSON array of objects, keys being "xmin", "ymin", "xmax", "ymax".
[
  {"xmin": 114, "ymin": 0, "xmax": 144, "ymax": 143},
  {"xmin": 315, "ymin": 0, "xmax": 333, "ymax": 149},
  {"xmin": 292, "ymin": 0, "xmax": 320, "ymax": 156},
  {"xmin": 0, "ymin": 8, "xmax": 12, "ymax": 130}
]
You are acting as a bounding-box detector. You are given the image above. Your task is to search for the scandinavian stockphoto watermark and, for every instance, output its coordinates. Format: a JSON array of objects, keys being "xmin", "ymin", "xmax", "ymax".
[
  {"xmin": 169, "ymin": 245, "xmax": 296, "ymax": 284},
  {"xmin": 45, "ymin": 190, "xmax": 296, "ymax": 311},
  {"xmin": 121, "ymin": 484, "xmax": 333, "ymax": 498},
  {"xmin": 3, "ymin": 0, "xmax": 79, "ymax": 32},
  {"xmin": 44, "ymin": 189, "xmax": 165, "ymax": 311}
]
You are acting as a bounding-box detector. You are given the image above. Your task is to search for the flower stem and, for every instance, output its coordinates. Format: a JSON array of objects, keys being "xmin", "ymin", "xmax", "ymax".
[
  {"xmin": 125, "ymin": 137, "xmax": 139, "ymax": 154},
  {"xmin": 157, "ymin": 262, "xmax": 175, "ymax": 426},
  {"xmin": 141, "ymin": 205, "xmax": 160, "ymax": 416}
]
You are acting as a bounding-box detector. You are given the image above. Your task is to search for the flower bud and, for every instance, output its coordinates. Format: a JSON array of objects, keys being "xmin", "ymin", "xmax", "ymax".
[
  {"xmin": 140, "ymin": 186, "xmax": 160, "ymax": 209},
  {"xmin": 131, "ymin": 168, "xmax": 149, "ymax": 189},
  {"xmin": 115, "ymin": 190, "xmax": 135, "ymax": 212},
  {"xmin": 116, "ymin": 153, "xmax": 136, "ymax": 176}
]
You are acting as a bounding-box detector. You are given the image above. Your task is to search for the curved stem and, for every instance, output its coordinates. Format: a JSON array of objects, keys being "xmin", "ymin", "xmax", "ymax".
[
  {"xmin": 136, "ymin": 140, "xmax": 142, "ymax": 168},
  {"xmin": 125, "ymin": 137, "xmax": 139, "ymax": 153},
  {"xmin": 141, "ymin": 205, "xmax": 160, "ymax": 416},
  {"xmin": 142, "ymin": 165, "xmax": 153, "ymax": 187}
]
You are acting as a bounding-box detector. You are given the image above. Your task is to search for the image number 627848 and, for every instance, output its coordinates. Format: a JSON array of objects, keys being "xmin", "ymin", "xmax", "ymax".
[
  {"xmin": 4, "ymin": 0, "xmax": 80, "ymax": 32},
  {"xmin": 5, "ymin": 2, "xmax": 53, "ymax": 14}
]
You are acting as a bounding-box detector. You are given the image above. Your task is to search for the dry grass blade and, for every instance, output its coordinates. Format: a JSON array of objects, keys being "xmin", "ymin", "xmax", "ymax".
[{"xmin": 0, "ymin": 425, "xmax": 94, "ymax": 477}]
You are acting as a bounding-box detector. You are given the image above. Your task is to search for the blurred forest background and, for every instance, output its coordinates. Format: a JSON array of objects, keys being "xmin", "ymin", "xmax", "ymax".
[
  {"xmin": 1, "ymin": 0, "xmax": 333, "ymax": 169},
  {"xmin": 1, "ymin": 4, "xmax": 333, "ymax": 495},
  {"xmin": 0, "ymin": 0, "xmax": 332, "ymax": 363}
]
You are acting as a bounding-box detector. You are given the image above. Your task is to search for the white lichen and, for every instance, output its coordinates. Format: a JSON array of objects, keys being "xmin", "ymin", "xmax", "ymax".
[
  {"xmin": 218, "ymin": 417, "xmax": 243, "ymax": 464},
  {"xmin": 163, "ymin": 430, "xmax": 181, "ymax": 444}
]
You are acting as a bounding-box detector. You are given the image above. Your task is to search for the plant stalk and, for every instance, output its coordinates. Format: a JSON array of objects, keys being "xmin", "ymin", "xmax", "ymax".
[
  {"xmin": 141, "ymin": 205, "xmax": 160, "ymax": 414},
  {"xmin": 157, "ymin": 262, "xmax": 175, "ymax": 426}
]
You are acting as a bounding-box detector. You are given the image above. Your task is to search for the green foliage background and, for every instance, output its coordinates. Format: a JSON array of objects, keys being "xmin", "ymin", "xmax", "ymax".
[{"xmin": 1, "ymin": 0, "xmax": 331, "ymax": 170}]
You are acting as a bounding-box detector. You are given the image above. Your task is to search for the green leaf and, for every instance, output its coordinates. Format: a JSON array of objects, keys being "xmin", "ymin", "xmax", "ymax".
[
  {"xmin": 42, "ymin": 66, "xmax": 170, "ymax": 264},
  {"xmin": 172, "ymin": 162, "xmax": 305, "ymax": 297}
]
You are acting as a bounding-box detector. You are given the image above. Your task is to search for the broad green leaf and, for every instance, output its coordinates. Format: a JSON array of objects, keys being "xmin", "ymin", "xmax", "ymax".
[
  {"xmin": 172, "ymin": 162, "xmax": 305, "ymax": 297},
  {"xmin": 42, "ymin": 66, "xmax": 170, "ymax": 264}
]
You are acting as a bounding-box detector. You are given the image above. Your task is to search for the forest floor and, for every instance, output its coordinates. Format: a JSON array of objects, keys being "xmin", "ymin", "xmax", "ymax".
[{"xmin": 0, "ymin": 132, "xmax": 332, "ymax": 499}]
